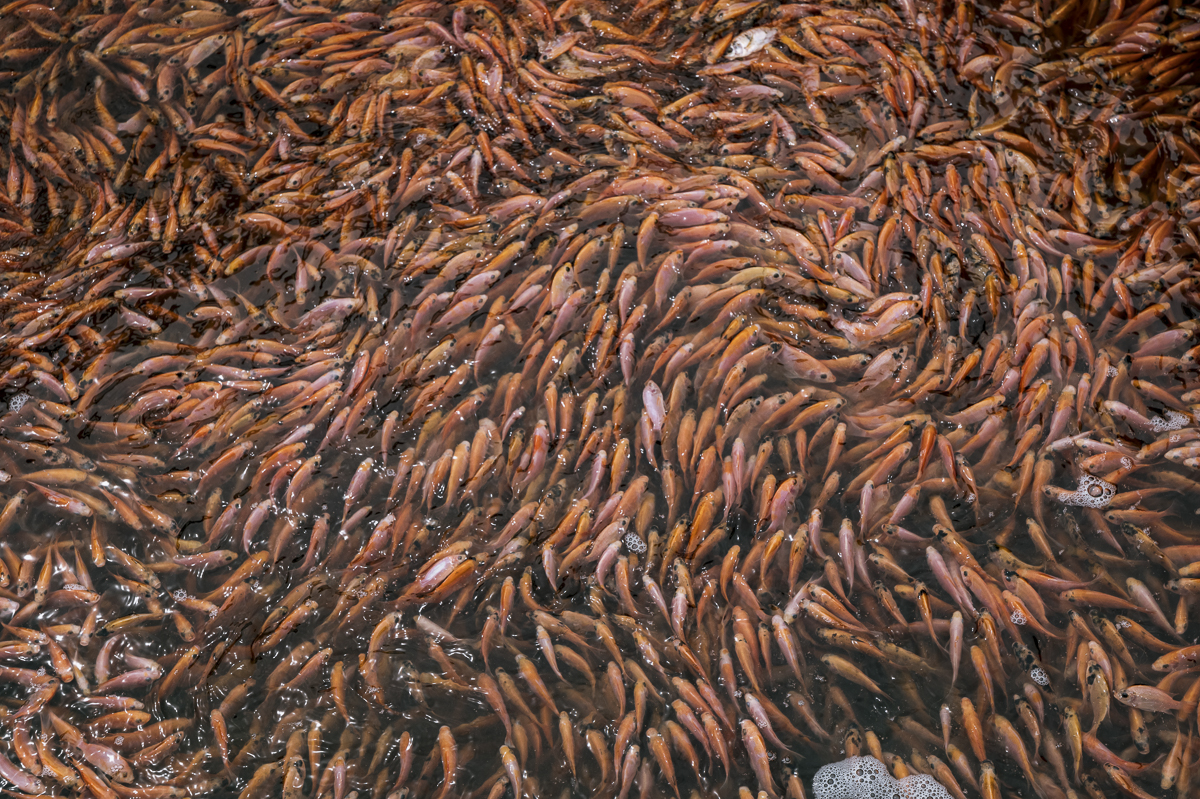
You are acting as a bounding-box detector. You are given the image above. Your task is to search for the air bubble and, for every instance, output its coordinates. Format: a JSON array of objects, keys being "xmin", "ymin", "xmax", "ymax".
[
  {"xmin": 623, "ymin": 532, "xmax": 646, "ymax": 553},
  {"xmin": 8, "ymin": 393, "xmax": 29, "ymax": 412},
  {"xmin": 1030, "ymin": 667, "xmax": 1049, "ymax": 686},
  {"xmin": 1010, "ymin": 610, "xmax": 1027, "ymax": 625}
]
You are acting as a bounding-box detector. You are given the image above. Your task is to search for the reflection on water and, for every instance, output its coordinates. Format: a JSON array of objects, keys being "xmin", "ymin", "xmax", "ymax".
[{"xmin": 1, "ymin": 0, "xmax": 1200, "ymax": 798}]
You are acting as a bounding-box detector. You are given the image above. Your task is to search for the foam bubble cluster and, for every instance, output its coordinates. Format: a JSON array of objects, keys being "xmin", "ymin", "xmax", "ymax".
[
  {"xmin": 623, "ymin": 532, "xmax": 647, "ymax": 554},
  {"xmin": 7, "ymin": 393, "xmax": 29, "ymax": 412},
  {"xmin": 813, "ymin": 756, "xmax": 951, "ymax": 799},
  {"xmin": 898, "ymin": 775, "xmax": 955, "ymax": 799},
  {"xmin": 1151, "ymin": 411, "xmax": 1190, "ymax": 432},
  {"xmin": 1053, "ymin": 473, "xmax": 1116, "ymax": 508},
  {"xmin": 1031, "ymin": 667, "xmax": 1050, "ymax": 686},
  {"xmin": 814, "ymin": 756, "xmax": 895, "ymax": 799}
]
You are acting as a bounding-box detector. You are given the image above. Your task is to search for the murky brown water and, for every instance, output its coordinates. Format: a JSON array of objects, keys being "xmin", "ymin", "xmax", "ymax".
[{"xmin": 1, "ymin": 1, "xmax": 1200, "ymax": 799}]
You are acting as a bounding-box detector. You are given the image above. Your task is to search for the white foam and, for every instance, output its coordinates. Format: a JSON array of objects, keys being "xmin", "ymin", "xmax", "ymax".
[
  {"xmin": 1052, "ymin": 473, "xmax": 1116, "ymax": 509},
  {"xmin": 1030, "ymin": 667, "xmax": 1049, "ymax": 686},
  {"xmin": 623, "ymin": 532, "xmax": 647, "ymax": 554},
  {"xmin": 7, "ymin": 393, "xmax": 29, "ymax": 412},
  {"xmin": 814, "ymin": 756, "xmax": 896, "ymax": 799},
  {"xmin": 1150, "ymin": 411, "xmax": 1189, "ymax": 432},
  {"xmin": 813, "ymin": 756, "xmax": 951, "ymax": 799},
  {"xmin": 898, "ymin": 775, "xmax": 952, "ymax": 799}
]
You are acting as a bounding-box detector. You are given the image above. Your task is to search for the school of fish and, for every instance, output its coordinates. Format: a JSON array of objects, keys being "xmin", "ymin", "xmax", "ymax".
[{"xmin": 1, "ymin": 0, "xmax": 1200, "ymax": 798}]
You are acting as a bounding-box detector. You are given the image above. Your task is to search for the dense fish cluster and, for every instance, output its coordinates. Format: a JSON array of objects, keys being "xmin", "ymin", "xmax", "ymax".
[{"xmin": 2, "ymin": 0, "xmax": 1200, "ymax": 798}]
